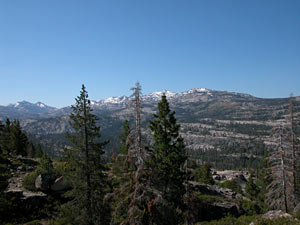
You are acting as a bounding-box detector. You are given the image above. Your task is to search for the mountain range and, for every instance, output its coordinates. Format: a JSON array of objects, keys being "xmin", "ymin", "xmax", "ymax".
[
  {"xmin": 1, "ymin": 88, "xmax": 299, "ymax": 168},
  {"xmin": 0, "ymin": 88, "xmax": 220, "ymax": 119}
]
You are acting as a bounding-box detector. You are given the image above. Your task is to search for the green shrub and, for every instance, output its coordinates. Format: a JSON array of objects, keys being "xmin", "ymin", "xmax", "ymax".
[
  {"xmin": 26, "ymin": 220, "xmax": 42, "ymax": 225},
  {"xmin": 238, "ymin": 199, "xmax": 261, "ymax": 216},
  {"xmin": 195, "ymin": 193, "xmax": 224, "ymax": 204},
  {"xmin": 53, "ymin": 162, "xmax": 68, "ymax": 178},
  {"xmin": 196, "ymin": 215, "xmax": 254, "ymax": 225},
  {"xmin": 219, "ymin": 180, "xmax": 242, "ymax": 194},
  {"xmin": 22, "ymin": 171, "xmax": 39, "ymax": 191}
]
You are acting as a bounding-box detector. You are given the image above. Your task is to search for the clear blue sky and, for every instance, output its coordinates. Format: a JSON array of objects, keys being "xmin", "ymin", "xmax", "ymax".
[{"xmin": 0, "ymin": 0, "xmax": 299, "ymax": 108}]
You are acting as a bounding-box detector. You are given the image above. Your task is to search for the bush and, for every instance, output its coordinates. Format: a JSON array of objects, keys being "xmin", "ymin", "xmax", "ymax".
[
  {"xmin": 238, "ymin": 199, "xmax": 261, "ymax": 216},
  {"xmin": 26, "ymin": 220, "xmax": 42, "ymax": 225},
  {"xmin": 219, "ymin": 180, "xmax": 242, "ymax": 194},
  {"xmin": 22, "ymin": 171, "xmax": 39, "ymax": 191}
]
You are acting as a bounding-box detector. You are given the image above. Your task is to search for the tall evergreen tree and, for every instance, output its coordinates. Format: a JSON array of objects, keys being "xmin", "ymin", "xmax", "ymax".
[
  {"xmin": 26, "ymin": 142, "xmax": 36, "ymax": 158},
  {"xmin": 35, "ymin": 144, "xmax": 44, "ymax": 158},
  {"xmin": 1, "ymin": 119, "xmax": 11, "ymax": 155},
  {"xmin": 111, "ymin": 120, "xmax": 132, "ymax": 188},
  {"xmin": 148, "ymin": 94, "xmax": 187, "ymax": 225},
  {"xmin": 120, "ymin": 120, "xmax": 131, "ymax": 155},
  {"xmin": 0, "ymin": 122, "xmax": 9, "ymax": 191},
  {"xmin": 60, "ymin": 85, "xmax": 110, "ymax": 225},
  {"xmin": 194, "ymin": 162, "xmax": 215, "ymax": 185},
  {"xmin": 110, "ymin": 120, "xmax": 135, "ymax": 225},
  {"xmin": 0, "ymin": 122, "xmax": 10, "ymax": 224},
  {"xmin": 9, "ymin": 120, "xmax": 28, "ymax": 156}
]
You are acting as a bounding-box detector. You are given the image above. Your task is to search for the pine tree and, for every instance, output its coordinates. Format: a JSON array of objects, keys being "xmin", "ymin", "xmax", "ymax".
[
  {"xmin": 9, "ymin": 120, "xmax": 28, "ymax": 156},
  {"xmin": 26, "ymin": 142, "xmax": 36, "ymax": 158},
  {"xmin": 111, "ymin": 120, "xmax": 132, "ymax": 188},
  {"xmin": 60, "ymin": 85, "xmax": 110, "ymax": 225},
  {"xmin": 148, "ymin": 94, "xmax": 187, "ymax": 225},
  {"xmin": 194, "ymin": 162, "xmax": 215, "ymax": 185},
  {"xmin": 110, "ymin": 120, "xmax": 135, "ymax": 225},
  {"xmin": 1, "ymin": 119, "xmax": 11, "ymax": 155},
  {"xmin": 35, "ymin": 144, "xmax": 44, "ymax": 158},
  {"xmin": 120, "ymin": 120, "xmax": 131, "ymax": 155},
  {"xmin": 0, "ymin": 122, "xmax": 10, "ymax": 223},
  {"xmin": 38, "ymin": 153, "xmax": 53, "ymax": 175},
  {"xmin": 245, "ymin": 170, "xmax": 260, "ymax": 201},
  {"xmin": 0, "ymin": 122, "xmax": 9, "ymax": 191}
]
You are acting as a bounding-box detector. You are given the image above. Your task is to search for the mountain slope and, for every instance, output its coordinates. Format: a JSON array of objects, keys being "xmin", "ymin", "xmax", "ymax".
[{"xmin": 1, "ymin": 88, "xmax": 299, "ymax": 168}]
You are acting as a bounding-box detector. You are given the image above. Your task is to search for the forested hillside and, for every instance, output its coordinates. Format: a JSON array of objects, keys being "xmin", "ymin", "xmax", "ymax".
[
  {"xmin": 1, "ymin": 84, "xmax": 300, "ymax": 224},
  {"xmin": 1, "ymin": 88, "xmax": 299, "ymax": 170}
]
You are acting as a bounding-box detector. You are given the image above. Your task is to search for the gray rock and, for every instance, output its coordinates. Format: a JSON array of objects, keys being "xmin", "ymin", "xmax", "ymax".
[
  {"xmin": 35, "ymin": 174, "xmax": 52, "ymax": 191},
  {"xmin": 262, "ymin": 210, "xmax": 292, "ymax": 220},
  {"xmin": 187, "ymin": 181, "xmax": 248, "ymax": 200},
  {"xmin": 51, "ymin": 176, "xmax": 70, "ymax": 192},
  {"xmin": 5, "ymin": 190, "xmax": 48, "ymax": 216},
  {"xmin": 17, "ymin": 166, "xmax": 24, "ymax": 171}
]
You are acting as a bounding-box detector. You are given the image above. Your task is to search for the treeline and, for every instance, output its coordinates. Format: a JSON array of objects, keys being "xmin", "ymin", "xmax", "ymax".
[{"xmin": 0, "ymin": 119, "xmax": 43, "ymax": 158}]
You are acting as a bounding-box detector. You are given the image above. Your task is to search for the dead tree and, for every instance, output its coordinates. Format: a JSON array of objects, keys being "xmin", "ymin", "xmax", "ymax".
[
  {"xmin": 289, "ymin": 94, "xmax": 298, "ymax": 208},
  {"xmin": 267, "ymin": 126, "xmax": 290, "ymax": 212},
  {"xmin": 130, "ymin": 81, "xmax": 144, "ymax": 169},
  {"xmin": 127, "ymin": 81, "xmax": 149, "ymax": 225},
  {"xmin": 267, "ymin": 119, "xmax": 299, "ymax": 212}
]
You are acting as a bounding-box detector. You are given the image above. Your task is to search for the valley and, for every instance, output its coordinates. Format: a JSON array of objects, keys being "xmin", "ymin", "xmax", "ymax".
[{"xmin": 1, "ymin": 88, "xmax": 299, "ymax": 168}]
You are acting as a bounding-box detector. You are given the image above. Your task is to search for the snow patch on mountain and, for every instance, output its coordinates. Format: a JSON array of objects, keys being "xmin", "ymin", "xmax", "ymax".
[
  {"xmin": 181, "ymin": 88, "xmax": 213, "ymax": 97},
  {"xmin": 142, "ymin": 90, "xmax": 177, "ymax": 101},
  {"xmin": 36, "ymin": 102, "xmax": 45, "ymax": 108},
  {"xmin": 104, "ymin": 96, "xmax": 128, "ymax": 104}
]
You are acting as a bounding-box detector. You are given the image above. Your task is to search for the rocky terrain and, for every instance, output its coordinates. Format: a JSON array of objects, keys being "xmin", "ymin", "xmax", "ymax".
[{"xmin": 1, "ymin": 88, "xmax": 299, "ymax": 164}]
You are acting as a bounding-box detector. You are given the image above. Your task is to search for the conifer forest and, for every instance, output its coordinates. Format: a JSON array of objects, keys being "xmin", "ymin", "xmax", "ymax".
[{"xmin": 0, "ymin": 83, "xmax": 300, "ymax": 225}]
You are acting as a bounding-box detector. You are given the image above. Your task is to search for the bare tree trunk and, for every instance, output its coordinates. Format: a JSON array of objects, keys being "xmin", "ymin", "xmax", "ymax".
[
  {"xmin": 131, "ymin": 82, "xmax": 144, "ymax": 176},
  {"xmin": 290, "ymin": 95, "xmax": 297, "ymax": 208},
  {"xmin": 129, "ymin": 82, "xmax": 146, "ymax": 224},
  {"xmin": 280, "ymin": 126, "xmax": 288, "ymax": 213}
]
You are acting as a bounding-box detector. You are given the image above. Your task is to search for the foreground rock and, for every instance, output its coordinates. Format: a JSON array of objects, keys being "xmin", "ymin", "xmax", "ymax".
[
  {"xmin": 187, "ymin": 181, "xmax": 248, "ymax": 200},
  {"xmin": 262, "ymin": 210, "xmax": 292, "ymax": 220},
  {"xmin": 185, "ymin": 181, "xmax": 245, "ymax": 223},
  {"xmin": 51, "ymin": 176, "xmax": 71, "ymax": 192},
  {"xmin": 35, "ymin": 174, "xmax": 52, "ymax": 191},
  {"xmin": 5, "ymin": 189, "xmax": 48, "ymax": 219}
]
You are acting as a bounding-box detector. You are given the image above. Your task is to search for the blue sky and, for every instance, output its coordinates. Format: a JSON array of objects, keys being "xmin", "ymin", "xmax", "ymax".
[{"xmin": 0, "ymin": 0, "xmax": 299, "ymax": 108}]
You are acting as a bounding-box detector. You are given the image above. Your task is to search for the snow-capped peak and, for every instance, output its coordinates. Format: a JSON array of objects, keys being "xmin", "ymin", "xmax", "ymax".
[
  {"xmin": 14, "ymin": 102, "xmax": 20, "ymax": 107},
  {"xmin": 36, "ymin": 102, "xmax": 45, "ymax": 108},
  {"xmin": 187, "ymin": 88, "xmax": 210, "ymax": 93},
  {"xmin": 143, "ymin": 90, "xmax": 177, "ymax": 101},
  {"xmin": 104, "ymin": 96, "xmax": 128, "ymax": 104}
]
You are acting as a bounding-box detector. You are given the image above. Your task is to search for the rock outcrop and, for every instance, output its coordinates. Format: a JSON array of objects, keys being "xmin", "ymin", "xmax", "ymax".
[
  {"xmin": 51, "ymin": 176, "xmax": 70, "ymax": 192},
  {"xmin": 187, "ymin": 181, "xmax": 248, "ymax": 200},
  {"xmin": 262, "ymin": 210, "xmax": 293, "ymax": 220},
  {"xmin": 35, "ymin": 174, "xmax": 52, "ymax": 191},
  {"xmin": 183, "ymin": 181, "xmax": 251, "ymax": 224}
]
